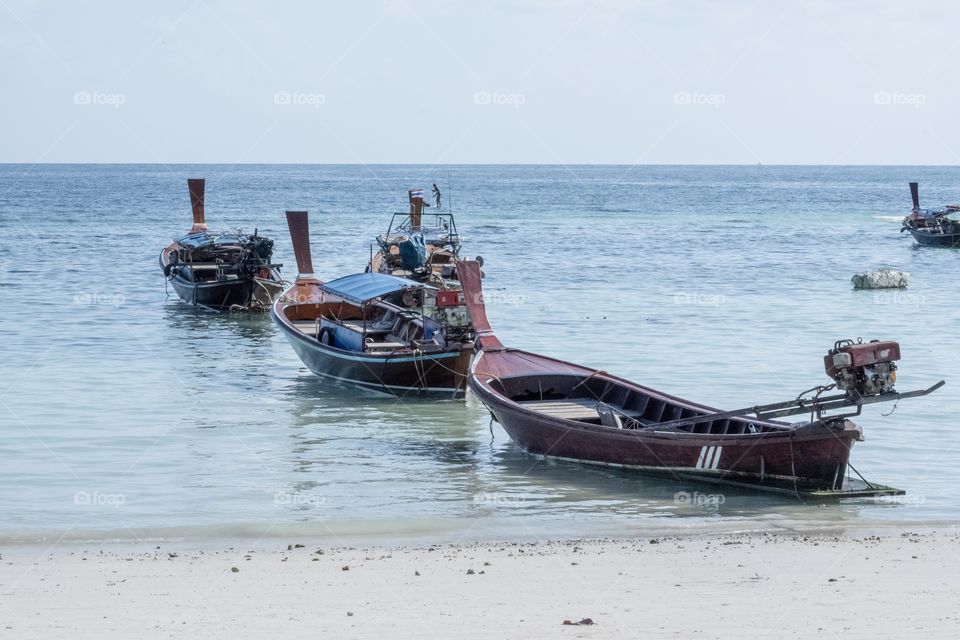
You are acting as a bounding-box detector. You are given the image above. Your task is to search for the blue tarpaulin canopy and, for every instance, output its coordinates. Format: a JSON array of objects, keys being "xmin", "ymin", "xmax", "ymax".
[{"xmin": 320, "ymin": 272, "xmax": 424, "ymax": 304}]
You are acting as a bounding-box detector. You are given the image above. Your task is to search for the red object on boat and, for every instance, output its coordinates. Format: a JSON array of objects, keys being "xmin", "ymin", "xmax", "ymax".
[
  {"xmin": 435, "ymin": 290, "xmax": 462, "ymax": 308},
  {"xmin": 824, "ymin": 340, "xmax": 900, "ymax": 378}
]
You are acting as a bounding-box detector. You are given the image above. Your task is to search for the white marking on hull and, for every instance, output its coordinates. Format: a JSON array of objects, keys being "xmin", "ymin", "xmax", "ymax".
[{"xmin": 695, "ymin": 446, "xmax": 723, "ymax": 470}]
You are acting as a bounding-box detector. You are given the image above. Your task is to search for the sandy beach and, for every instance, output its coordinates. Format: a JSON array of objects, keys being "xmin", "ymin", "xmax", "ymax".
[{"xmin": 2, "ymin": 530, "xmax": 959, "ymax": 639}]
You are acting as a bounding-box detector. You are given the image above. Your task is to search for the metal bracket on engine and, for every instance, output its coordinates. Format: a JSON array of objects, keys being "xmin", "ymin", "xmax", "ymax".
[{"xmin": 645, "ymin": 381, "xmax": 945, "ymax": 432}]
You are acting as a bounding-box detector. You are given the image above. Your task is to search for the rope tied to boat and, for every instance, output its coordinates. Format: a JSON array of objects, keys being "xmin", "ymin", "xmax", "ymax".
[
  {"xmin": 412, "ymin": 348, "xmax": 429, "ymax": 392},
  {"xmin": 571, "ymin": 370, "xmax": 609, "ymax": 392},
  {"xmin": 880, "ymin": 396, "xmax": 900, "ymax": 417},
  {"xmin": 788, "ymin": 430, "xmax": 801, "ymax": 501}
]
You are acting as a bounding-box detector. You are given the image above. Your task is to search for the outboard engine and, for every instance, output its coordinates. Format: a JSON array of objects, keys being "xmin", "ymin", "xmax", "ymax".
[{"xmin": 824, "ymin": 339, "xmax": 900, "ymax": 398}]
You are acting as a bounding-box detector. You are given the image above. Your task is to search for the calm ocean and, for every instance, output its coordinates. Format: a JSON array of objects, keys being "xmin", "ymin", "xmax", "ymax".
[{"xmin": 1, "ymin": 164, "xmax": 958, "ymax": 544}]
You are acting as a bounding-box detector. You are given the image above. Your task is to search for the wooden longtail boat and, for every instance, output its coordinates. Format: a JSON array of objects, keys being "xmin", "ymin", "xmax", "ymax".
[
  {"xmin": 160, "ymin": 179, "xmax": 285, "ymax": 310},
  {"xmin": 271, "ymin": 211, "xmax": 475, "ymax": 398},
  {"xmin": 367, "ymin": 187, "xmax": 477, "ymax": 287},
  {"xmin": 901, "ymin": 181, "xmax": 960, "ymax": 247},
  {"xmin": 458, "ymin": 261, "xmax": 942, "ymax": 498}
]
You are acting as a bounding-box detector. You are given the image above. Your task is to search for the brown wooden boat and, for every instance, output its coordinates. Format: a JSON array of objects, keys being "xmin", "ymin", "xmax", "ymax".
[
  {"xmin": 160, "ymin": 179, "xmax": 285, "ymax": 310},
  {"xmin": 458, "ymin": 260, "xmax": 941, "ymax": 498},
  {"xmin": 367, "ymin": 187, "xmax": 474, "ymax": 287},
  {"xmin": 271, "ymin": 211, "xmax": 475, "ymax": 398},
  {"xmin": 901, "ymin": 181, "xmax": 960, "ymax": 247}
]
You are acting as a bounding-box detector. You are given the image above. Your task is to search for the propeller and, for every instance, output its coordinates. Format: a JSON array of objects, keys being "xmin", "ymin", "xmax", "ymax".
[{"xmin": 909, "ymin": 182, "xmax": 920, "ymax": 212}]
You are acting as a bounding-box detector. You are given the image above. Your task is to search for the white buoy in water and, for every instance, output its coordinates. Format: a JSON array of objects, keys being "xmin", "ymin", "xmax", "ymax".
[{"xmin": 851, "ymin": 269, "xmax": 910, "ymax": 289}]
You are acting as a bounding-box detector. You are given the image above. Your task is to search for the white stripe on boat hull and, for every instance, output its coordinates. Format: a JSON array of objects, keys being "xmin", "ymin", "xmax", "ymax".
[{"xmin": 696, "ymin": 446, "xmax": 723, "ymax": 470}]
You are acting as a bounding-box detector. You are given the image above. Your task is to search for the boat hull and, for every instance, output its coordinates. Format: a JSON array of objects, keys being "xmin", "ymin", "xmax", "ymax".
[
  {"xmin": 273, "ymin": 306, "xmax": 471, "ymax": 397},
  {"xmin": 906, "ymin": 226, "xmax": 960, "ymax": 247},
  {"xmin": 160, "ymin": 250, "xmax": 283, "ymax": 310},
  {"xmin": 470, "ymin": 375, "xmax": 858, "ymax": 492}
]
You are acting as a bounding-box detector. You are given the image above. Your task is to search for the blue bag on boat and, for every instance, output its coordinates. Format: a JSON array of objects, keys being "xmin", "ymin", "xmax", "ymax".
[{"xmin": 398, "ymin": 234, "xmax": 428, "ymax": 271}]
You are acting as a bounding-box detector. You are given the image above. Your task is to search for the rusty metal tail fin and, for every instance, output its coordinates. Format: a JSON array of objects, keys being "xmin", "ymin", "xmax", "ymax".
[
  {"xmin": 910, "ymin": 182, "xmax": 920, "ymax": 211},
  {"xmin": 188, "ymin": 178, "xmax": 206, "ymax": 232},
  {"xmin": 285, "ymin": 210, "xmax": 316, "ymax": 281},
  {"xmin": 458, "ymin": 260, "xmax": 504, "ymax": 352},
  {"xmin": 409, "ymin": 188, "xmax": 424, "ymax": 228}
]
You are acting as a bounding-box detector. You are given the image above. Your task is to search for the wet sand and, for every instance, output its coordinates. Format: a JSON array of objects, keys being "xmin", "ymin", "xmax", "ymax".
[{"xmin": 2, "ymin": 530, "xmax": 959, "ymax": 638}]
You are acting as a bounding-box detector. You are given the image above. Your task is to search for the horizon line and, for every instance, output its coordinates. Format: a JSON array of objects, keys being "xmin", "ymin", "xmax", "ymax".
[{"xmin": 0, "ymin": 162, "xmax": 957, "ymax": 168}]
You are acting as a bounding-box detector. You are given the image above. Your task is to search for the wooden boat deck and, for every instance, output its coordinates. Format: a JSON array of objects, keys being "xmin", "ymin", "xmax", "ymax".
[
  {"xmin": 293, "ymin": 321, "xmax": 320, "ymax": 336},
  {"xmin": 518, "ymin": 398, "xmax": 644, "ymax": 422}
]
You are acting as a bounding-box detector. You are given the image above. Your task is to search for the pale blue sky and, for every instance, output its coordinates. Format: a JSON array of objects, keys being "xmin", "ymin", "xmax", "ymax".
[{"xmin": 1, "ymin": 0, "xmax": 956, "ymax": 164}]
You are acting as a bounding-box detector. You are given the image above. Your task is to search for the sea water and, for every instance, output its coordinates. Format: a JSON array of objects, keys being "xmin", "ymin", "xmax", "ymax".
[{"xmin": 1, "ymin": 164, "xmax": 958, "ymax": 545}]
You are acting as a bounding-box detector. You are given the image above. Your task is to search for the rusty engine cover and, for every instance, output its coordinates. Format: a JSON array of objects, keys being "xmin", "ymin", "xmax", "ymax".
[{"xmin": 824, "ymin": 340, "xmax": 901, "ymax": 379}]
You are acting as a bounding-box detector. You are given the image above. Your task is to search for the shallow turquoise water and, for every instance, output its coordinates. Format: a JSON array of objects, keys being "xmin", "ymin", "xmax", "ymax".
[{"xmin": 1, "ymin": 164, "xmax": 959, "ymax": 543}]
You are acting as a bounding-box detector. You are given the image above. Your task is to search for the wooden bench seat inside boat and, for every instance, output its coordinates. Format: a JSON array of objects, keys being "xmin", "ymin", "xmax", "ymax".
[
  {"xmin": 292, "ymin": 321, "xmax": 320, "ymax": 335},
  {"xmin": 518, "ymin": 398, "xmax": 645, "ymax": 422}
]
